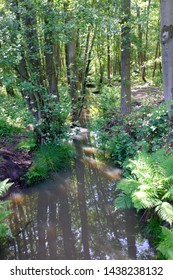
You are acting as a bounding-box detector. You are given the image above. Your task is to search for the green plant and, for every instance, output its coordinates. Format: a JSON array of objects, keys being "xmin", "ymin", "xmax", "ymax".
[
  {"xmin": 0, "ymin": 201, "xmax": 11, "ymax": 241},
  {"xmin": 26, "ymin": 142, "xmax": 76, "ymax": 185},
  {"xmin": 0, "ymin": 179, "xmax": 13, "ymax": 197},
  {"xmin": 17, "ymin": 137, "xmax": 37, "ymax": 152},
  {"xmin": 157, "ymin": 227, "xmax": 173, "ymax": 260},
  {"xmin": 115, "ymin": 149, "xmax": 173, "ymax": 225},
  {"xmin": 0, "ymin": 93, "xmax": 34, "ymax": 137},
  {"xmin": 93, "ymin": 99, "xmax": 173, "ymax": 167}
]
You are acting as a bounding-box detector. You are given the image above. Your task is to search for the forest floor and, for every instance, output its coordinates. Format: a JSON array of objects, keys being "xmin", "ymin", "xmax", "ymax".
[
  {"xmin": 0, "ymin": 134, "xmax": 32, "ymax": 198},
  {"xmin": 0, "ymin": 85, "xmax": 162, "ymax": 198},
  {"xmin": 131, "ymin": 85, "xmax": 163, "ymax": 106}
]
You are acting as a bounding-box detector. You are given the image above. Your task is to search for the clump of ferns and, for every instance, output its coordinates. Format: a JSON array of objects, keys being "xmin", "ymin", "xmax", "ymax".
[{"xmin": 115, "ymin": 149, "xmax": 173, "ymax": 226}]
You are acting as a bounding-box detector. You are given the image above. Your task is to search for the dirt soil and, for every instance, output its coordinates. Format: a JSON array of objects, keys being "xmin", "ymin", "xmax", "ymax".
[{"xmin": 0, "ymin": 135, "xmax": 32, "ymax": 199}]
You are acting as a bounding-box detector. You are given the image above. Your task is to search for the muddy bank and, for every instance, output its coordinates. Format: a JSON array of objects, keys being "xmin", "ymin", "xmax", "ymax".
[{"xmin": 0, "ymin": 148, "xmax": 32, "ymax": 199}]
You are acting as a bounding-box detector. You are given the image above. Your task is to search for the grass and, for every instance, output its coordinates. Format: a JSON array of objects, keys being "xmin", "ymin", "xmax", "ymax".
[{"xmin": 26, "ymin": 142, "xmax": 76, "ymax": 185}]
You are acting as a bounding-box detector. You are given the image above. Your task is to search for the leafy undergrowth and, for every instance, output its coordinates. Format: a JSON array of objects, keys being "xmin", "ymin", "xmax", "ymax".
[
  {"xmin": 114, "ymin": 149, "xmax": 173, "ymax": 259},
  {"xmin": 91, "ymin": 85, "xmax": 173, "ymax": 168},
  {"xmin": 26, "ymin": 142, "xmax": 76, "ymax": 185},
  {"xmin": 0, "ymin": 187, "xmax": 11, "ymax": 244},
  {"xmin": 90, "ymin": 85, "xmax": 173, "ymax": 259},
  {"xmin": 0, "ymin": 92, "xmax": 34, "ymax": 137}
]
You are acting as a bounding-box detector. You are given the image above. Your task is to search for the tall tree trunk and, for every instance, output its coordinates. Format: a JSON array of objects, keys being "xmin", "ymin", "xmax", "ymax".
[
  {"xmin": 107, "ymin": 34, "xmax": 111, "ymax": 85},
  {"xmin": 137, "ymin": 6, "xmax": 143, "ymax": 67},
  {"xmin": 64, "ymin": 1, "xmax": 78, "ymax": 123},
  {"xmin": 79, "ymin": 26, "xmax": 96, "ymax": 118},
  {"xmin": 44, "ymin": 0, "xmax": 59, "ymax": 100},
  {"xmin": 153, "ymin": 30, "xmax": 161, "ymax": 78},
  {"xmin": 141, "ymin": 0, "xmax": 151, "ymax": 83},
  {"xmin": 120, "ymin": 0, "xmax": 131, "ymax": 115},
  {"xmin": 160, "ymin": 0, "xmax": 173, "ymax": 120}
]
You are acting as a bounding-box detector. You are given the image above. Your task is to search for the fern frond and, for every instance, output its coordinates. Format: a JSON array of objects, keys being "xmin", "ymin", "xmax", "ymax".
[
  {"xmin": 157, "ymin": 227, "xmax": 173, "ymax": 260},
  {"xmin": 129, "ymin": 152, "xmax": 161, "ymax": 185},
  {"xmin": 116, "ymin": 178, "xmax": 140, "ymax": 195},
  {"xmin": 155, "ymin": 202, "xmax": 173, "ymax": 225},
  {"xmin": 114, "ymin": 193, "xmax": 132, "ymax": 209},
  {"xmin": 132, "ymin": 185, "xmax": 160, "ymax": 211},
  {"xmin": 0, "ymin": 179, "xmax": 13, "ymax": 196}
]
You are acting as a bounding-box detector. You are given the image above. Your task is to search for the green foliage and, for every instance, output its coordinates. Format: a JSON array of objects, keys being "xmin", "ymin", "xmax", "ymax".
[
  {"xmin": 157, "ymin": 227, "xmax": 173, "ymax": 260},
  {"xmin": 0, "ymin": 92, "xmax": 34, "ymax": 136},
  {"xmin": 42, "ymin": 94, "xmax": 71, "ymax": 143},
  {"xmin": 17, "ymin": 136, "xmax": 37, "ymax": 152},
  {"xmin": 0, "ymin": 118, "xmax": 21, "ymax": 136},
  {"xmin": 0, "ymin": 179, "xmax": 13, "ymax": 197},
  {"xmin": 94, "ymin": 100, "xmax": 172, "ymax": 167},
  {"xmin": 26, "ymin": 142, "xmax": 76, "ymax": 185},
  {"xmin": 115, "ymin": 149, "xmax": 173, "ymax": 225},
  {"xmin": 0, "ymin": 201, "xmax": 11, "ymax": 241}
]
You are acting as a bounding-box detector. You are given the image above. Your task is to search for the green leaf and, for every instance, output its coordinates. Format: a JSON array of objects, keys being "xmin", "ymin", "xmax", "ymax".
[
  {"xmin": 155, "ymin": 202, "xmax": 173, "ymax": 225},
  {"xmin": 114, "ymin": 193, "xmax": 132, "ymax": 209}
]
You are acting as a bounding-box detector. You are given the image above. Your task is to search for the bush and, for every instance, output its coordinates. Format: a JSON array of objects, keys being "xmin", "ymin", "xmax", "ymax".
[
  {"xmin": 0, "ymin": 93, "xmax": 34, "ymax": 136},
  {"xmin": 93, "ymin": 102, "xmax": 172, "ymax": 167}
]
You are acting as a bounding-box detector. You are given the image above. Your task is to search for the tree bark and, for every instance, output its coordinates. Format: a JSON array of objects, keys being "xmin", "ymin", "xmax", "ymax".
[
  {"xmin": 120, "ymin": 0, "xmax": 131, "ymax": 115},
  {"xmin": 44, "ymin": 1, "xmax": 59, "ymax": 100},
  {"xmin": 107, "ymin": 34, "xmax": 111, "ymax": 85},
  {"xmin": 64, "ymin": 1, "xmax": 78, "ymax": 123},
  {"xmin": 160, "ymin": 0, "xmax": 173, "ymax": 120}
]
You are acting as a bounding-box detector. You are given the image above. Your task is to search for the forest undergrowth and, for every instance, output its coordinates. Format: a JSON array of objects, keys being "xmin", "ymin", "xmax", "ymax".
[
  {"xmin": 90, "ymin": 83, "xmax": 173, "ymax": 259},
  {"xmin": 1, "ymin": 83, "xmax": 173, "ymax": 259}
]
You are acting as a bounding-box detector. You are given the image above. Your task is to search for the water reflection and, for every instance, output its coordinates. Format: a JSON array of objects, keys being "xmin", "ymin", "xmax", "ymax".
[{"xmin": 1, "ymin": 131, "xmax": 155, "ymax": 260}]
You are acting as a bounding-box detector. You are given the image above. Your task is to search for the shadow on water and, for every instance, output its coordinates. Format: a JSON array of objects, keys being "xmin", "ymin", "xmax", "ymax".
[{"xmin": 1, "ymin": 129, "xmax": 155, "ymax": 260}]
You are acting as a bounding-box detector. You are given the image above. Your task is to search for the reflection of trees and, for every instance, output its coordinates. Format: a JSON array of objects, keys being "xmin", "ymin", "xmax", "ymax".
[
  {"xmin": 6, "ymin": 179, "xmax": 76, "ymax": 259},
  {"xmin": 74, "ymin": 139, "xmax": 90, "ymax": 259},
  {"xmin": 125, "ymin": 209, "xmax": 137, "ymax": 260},
  {"xmin": 3, "ymin": 135, "xmax": 154, "ymax": 260}
]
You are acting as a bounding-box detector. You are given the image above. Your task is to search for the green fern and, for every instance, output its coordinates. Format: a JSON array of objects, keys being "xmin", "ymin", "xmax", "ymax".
[
  {"xmin": 0, "ymin": 179, "xmax": 13, "ymax": 197},
  {"xmin": 132, "ymin": 186, "xmax": 161, "ymax": 210},
  {"xmin": 115, "ymin": 149, "xmax": 173, "ymax": 225},
  {"xmin": 114, "ymin": 193, "xmax": 132, "ymax": 209},
  {"xmin": 116, "ymin": 178, "xmax": 140, "ymax": 195},
  {"xmin": 155, "ymin": 202, "xmax": 173, "ymax": 226},
  {"xmin": 157, "ymin": 227, "xmax": 173, "ymax": 260}
]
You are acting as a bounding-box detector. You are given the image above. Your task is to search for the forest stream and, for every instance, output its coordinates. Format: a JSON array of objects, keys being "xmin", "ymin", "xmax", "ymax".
[{"xmin": 0, "ymin": 128, "xmax": 156, "ymax": 260}]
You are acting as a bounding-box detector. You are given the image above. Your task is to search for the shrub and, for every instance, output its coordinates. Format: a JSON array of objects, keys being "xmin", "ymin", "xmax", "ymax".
[{"xmin": 93, "ymin": 102, "xmax": 172, "ymax": 167}]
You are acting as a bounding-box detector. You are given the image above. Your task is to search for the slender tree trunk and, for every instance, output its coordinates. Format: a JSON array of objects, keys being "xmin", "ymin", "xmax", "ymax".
[
  {"xmin": 64, "ymin": 1, "xmax": 78, "ymax": 123},
  {"xmin": 121, "ymin": 0, "xmax": 131, "ymax": 115},
  {"xmin": 79, "ymin": 26, "xmax": 96, "ymax": 118},
  {"xmin": 107, "ymin": 34, "xmax": 111, "ymax": 85},
  {"xmin": 160, "ymin": 0, "xmax": 173, "ymax": 120},
  {"xmin": 44, "ymin": 0, "xmax": 59, "ymax": 100},
  {"xmin": 137, "ymin": 6, "xmax": 143, "ymax": 67},
  {"xmin": 153, "ymin": 32, "xmax": 161, "ymax": 78},
  {"xmin": 141, "ymin": 0, "xmax": 151, "ymax": 83}
]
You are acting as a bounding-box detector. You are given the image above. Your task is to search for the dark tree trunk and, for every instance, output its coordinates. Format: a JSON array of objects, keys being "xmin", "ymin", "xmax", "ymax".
[{"xmin": 120, "ymin": 0, "xmax": 131, "ymax": 115}]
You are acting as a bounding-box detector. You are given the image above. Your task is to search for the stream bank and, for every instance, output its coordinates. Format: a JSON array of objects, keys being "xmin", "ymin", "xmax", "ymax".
[{"xmin": 0, "ymin": 129, "xmax": 156, "ymax": 260}]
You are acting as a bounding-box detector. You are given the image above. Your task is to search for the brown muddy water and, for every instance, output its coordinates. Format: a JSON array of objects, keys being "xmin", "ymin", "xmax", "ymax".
[{"xmin": 1, "ymin": 129, "xmax": 155, "ymax": 260}]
